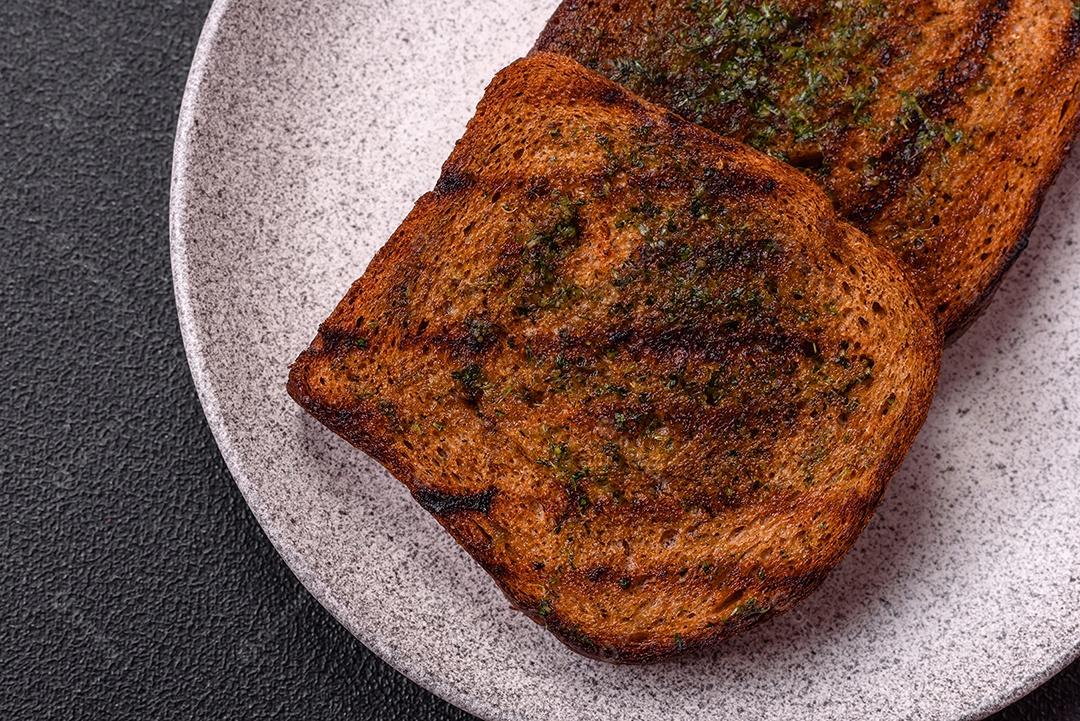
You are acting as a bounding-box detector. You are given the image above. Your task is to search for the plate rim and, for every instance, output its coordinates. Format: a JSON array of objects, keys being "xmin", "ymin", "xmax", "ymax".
[
  {"xmin": 168, "ymin": 2, "xmax": 1080, "ymax": 719},
  {"xmin": 168, "ymin": 2, "xmax": 509, "ymax": 720}
]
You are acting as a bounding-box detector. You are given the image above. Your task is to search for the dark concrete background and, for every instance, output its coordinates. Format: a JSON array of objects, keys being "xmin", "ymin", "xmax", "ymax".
[{"xmin": 1, "ymin": 1, "xmax": 1077, "ymax": 719}]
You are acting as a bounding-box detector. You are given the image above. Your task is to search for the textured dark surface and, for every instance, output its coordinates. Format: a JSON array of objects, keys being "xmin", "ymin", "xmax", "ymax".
[{"xmin": 0, "ymin": 1, "xmax": 1077, "ymax": 719}]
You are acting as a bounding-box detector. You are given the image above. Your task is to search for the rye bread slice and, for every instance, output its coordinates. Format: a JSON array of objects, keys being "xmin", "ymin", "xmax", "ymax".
[
  {"xmin": 288, "ymin": 54, "xmax": 941, "ymax": 662},
  {"xmin": 534, "ymin": 0, "xmax": 1080, "ymax": 340}
]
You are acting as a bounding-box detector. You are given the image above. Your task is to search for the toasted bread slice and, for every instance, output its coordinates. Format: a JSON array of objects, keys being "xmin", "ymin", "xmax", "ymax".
[
  {"xmin": 288, "ymin": 54, "xmax": 941, "ymax": 663},
  {"xmin": 534, "ymin": 0, "xmax": 1080, "ymax": 340}
]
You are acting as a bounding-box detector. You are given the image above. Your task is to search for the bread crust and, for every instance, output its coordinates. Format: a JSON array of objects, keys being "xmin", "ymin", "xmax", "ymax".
[
  {"xmin": 288, "ymin": 55, "xmax": 941, "ymax": 662},
  {"xmin": 534, "ymin": 0, "xmax": 1080, "ymax": 341}
]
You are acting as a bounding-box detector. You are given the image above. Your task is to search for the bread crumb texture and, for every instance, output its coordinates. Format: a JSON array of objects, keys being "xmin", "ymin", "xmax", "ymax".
[{"xmin": 288, "ymin": 54, "xmax": 941, "ymax": 663}]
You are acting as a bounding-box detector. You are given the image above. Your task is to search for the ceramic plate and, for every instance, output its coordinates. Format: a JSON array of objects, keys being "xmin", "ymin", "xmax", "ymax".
[{"xmin": 170, "ymin": 1, "xmax": 1080, "ymax": 719}]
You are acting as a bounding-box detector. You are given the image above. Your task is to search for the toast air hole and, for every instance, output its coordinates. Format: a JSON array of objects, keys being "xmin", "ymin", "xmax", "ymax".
[{"xmin": 714, "ymin": 589, "xmax": 744, "ymax": 614}]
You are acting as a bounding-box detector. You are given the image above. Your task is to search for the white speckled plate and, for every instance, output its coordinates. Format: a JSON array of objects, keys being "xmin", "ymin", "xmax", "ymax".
[{"xmin": 170, "ymin": 1, "xmax": 1080, "ymax": 719}]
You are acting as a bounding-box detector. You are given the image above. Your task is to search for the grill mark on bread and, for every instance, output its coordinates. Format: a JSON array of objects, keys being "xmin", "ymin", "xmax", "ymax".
[
  {"xmin": 434, "ymin": 170, "xmax": 475, "ymax": 196},
  {"xmin": 521, "ymin": 322, "xmax": 808, "ymax": 364},
  {"xmin": 421, "ymin": 315, "xmax": 507, "ymax": 360},
  {"xmin": 425, "ymin": 166, "xmax": 786, "ymax": 208},
  {"xmin": 414, "ymin": 487, "xmax": 498, "ymax": 516},
  {"xmin": 848, "ymin": 0, "xmax": 1012, "ymax": 225},
  {"xmin": 597, "ymin": 84, "xmax": 629, "ymax": 106}
]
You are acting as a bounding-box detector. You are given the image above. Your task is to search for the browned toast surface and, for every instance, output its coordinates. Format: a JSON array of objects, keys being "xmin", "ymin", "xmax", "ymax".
[
  {"xmin": 534, "ymin": 0, "xmax": 1080, "ymax": 339},
  {"xmin": 288, "ymin": 54, "xmax": 941, "ymax": 662}
]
